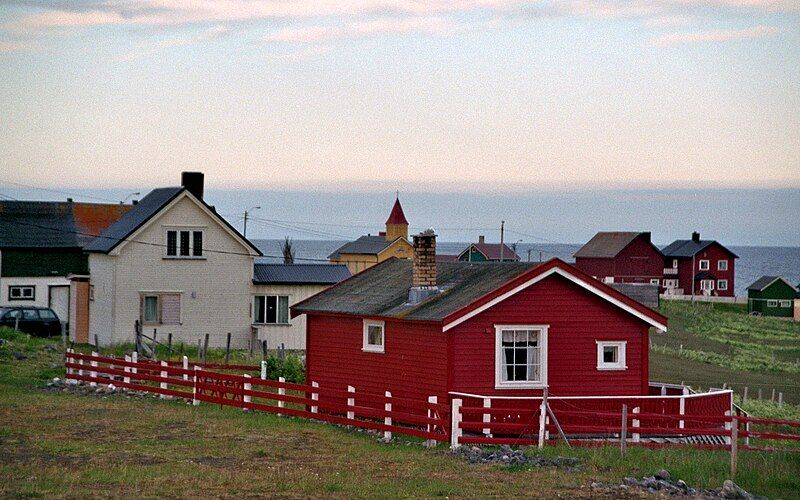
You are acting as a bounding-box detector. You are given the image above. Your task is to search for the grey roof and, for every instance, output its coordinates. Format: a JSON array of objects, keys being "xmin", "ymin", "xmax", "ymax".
[
  {"xmin": 609, "ymin": 283, "xmax": 660, "ymax": 310},
  {"xmin": 294, "ymin": 259, "xmax": 542, "ymax": 321},
  {"xmin": 0, "ymin": 201, "xmax": 79, "ymax": 248},
  {"xmin": 85, "ymin": 187, "xmax": 184, "ymax": 253},
  {"xmin": 747, "ymin": 276, "xmax": 798, "ymax": 292},
  {"xmin": 328, "ymin": 235, "xmax": 393, "ymax": 259},
  {"xmin": 574, "ymin": 232, "xmax": 654, "ymax": 258},
  {"xmin": 662, "ymin": 239, "xmax": 738, "ymax": 258},
  {"xmin": 253, "ymin": 264, "xmax": 351, "ymax": 285}
]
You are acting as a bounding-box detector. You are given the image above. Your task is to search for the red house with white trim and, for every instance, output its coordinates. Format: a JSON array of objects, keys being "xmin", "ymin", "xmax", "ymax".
[
  {"xmin": 573, "ymin": 232, "xmax": 664, "ymax": 285},
  {"xmin": 662, "ymin": 232, "xmax": 737, "ymax": 297},
  {"xmin": 292, "ymin": 231, "xmax": 668, "ymax": 405}
]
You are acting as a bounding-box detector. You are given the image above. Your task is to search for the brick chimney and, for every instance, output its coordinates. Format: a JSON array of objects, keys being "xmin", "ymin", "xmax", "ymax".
[
  {"xmin": 409, "ymin": 229, "xmax": 438, "ymax": 304},
  {"xmin": 181, "ymin": 171, "xmax": 204, "ymax": 201},
  {"xmin": 692, "ymin": 231, "xmax": 700, "ymax": 243},
  {"xmin": 478, "ymin": 235, "xmax": 485, "ymax": 244}
]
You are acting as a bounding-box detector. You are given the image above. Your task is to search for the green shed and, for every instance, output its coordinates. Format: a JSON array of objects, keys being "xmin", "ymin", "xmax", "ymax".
[{"xmin": 747, "ymin": 276, "xmax": 797, "ymax": 317}]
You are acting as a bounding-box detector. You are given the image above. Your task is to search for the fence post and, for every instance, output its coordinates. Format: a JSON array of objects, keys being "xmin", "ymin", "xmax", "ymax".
[
  {"xmin": 347, "ymin": 385, "xmax": 355, "ymax": 420},
  {"xmin": 450, "ymin": 398, "xmax": 463, "ymax": 449},
  {"xmin": 78, "ymin": 357, "xmax": 85, "ymax": 378},
  {"xmin": 311, "ymin": 381, "xmax": 319, "ymax": 414},
  {"xmin": 679, "ymin": 387, "xmax": 688, "ymax": 430},
  {"xmin": 723, "ymin": 410, "xmax": 732, "ymax": 445},
  {"xmin": 482, "ymin": 398, "xmax": 492, "ymax": 437},
  {"xmin": 620, "ymin": 404, "xmax": 628, "ymax": 457},
  {"xmin": 123, "ymin": 355, "xmax": 131, "ymax": 384},
  {"xmin": 425, "ymin": 396, "xmax": 438, "ymax": 448},
  {"xmin": 383, "ymin": 391, "xmax": 392, "ymax": 442},
  {"xmin": 632, "ymin": 407, "xmax": 640, "ymax": 443},
  {"xmin": 730, "ymin": 416, "xmax": 738, "ymax": 479},
  {"xmin": 225, "ymin": 332, "xmax": 231, "ymax": 365},
  {"xmin": 192, "ymin": 366, "xmax": 201, "ymax": 406},
  {"xmin": 743, "ymin": 386, "xmax": 748, "ymax": 403},
  {"xmin": 65, "ymin": 349, "xmax": 73, "ymax": 381},
  {"xmin": 260, "ymin": 360, "xmax": 267, "ymax": 380},
  {"xmin": 131, "ymin": 351, "xmax": 138, "ymax": 380},
  {"xmin": 243, "ymin": 374, "xmax": 252, "ymax": 411},
  {"xmin": 778, "ymin": 392, "xmax": 783, "ymax": 406},
  {"xmin": 182, "ymin": 355, "xmax": 189, "ymax": 381},
  {"xmin": 278, "ymin": 377, "xmax": 286, "ymax": 411},
  {"xmin": 159, "ymin": 360, "xmax": 168, "ymax": 399},
  {"xmin": 89, "ymin": 351, "xmax": 98, "ymax": 387},
  {"xmin": 538, "ymin": 390, "xmax": 548, "ymax": 449}
]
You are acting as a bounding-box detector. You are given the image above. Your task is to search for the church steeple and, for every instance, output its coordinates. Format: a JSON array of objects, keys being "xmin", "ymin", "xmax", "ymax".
[{"xmin": 385, "ymin": 196, "xmax": 409, "ymax": 241}]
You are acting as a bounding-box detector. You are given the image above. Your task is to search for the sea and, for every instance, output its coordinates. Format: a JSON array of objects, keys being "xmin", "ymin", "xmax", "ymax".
[{"xmin": 252, "ymin": 239, "xmax": 800, "ymax": 298}]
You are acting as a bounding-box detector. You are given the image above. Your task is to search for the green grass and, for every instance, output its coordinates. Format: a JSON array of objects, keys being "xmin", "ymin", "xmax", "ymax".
[{"xmin": 1, "ymin": 328, "xmax": 799, "ymax": 498}]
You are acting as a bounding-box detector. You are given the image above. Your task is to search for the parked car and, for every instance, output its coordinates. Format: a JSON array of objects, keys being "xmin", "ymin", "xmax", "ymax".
[{"xmin": 0, "ymin": 307, "xmax": 62, "ymax": 337}]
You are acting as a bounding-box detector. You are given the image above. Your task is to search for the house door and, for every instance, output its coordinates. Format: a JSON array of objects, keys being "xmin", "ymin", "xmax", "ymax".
[{"xmin": 48, "ymin": 285, "xmax": 70, "ymax": 333}]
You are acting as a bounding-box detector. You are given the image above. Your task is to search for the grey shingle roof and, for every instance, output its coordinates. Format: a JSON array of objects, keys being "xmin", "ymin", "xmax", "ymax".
[
  {"xmin": 608, "ymin": 283, "xmax": 660, "ymax": 309},
  {"xmin": 253, "ymin": 264, "xmax": 351, "ymax": 285},
  {"xmin": 85, "ymin": 187, "xmax": 184, "ymax": 253},
  {"xmin": 747, "ymin": 276, "xmax": 797, "ymax": 292},
  {"xmin": 574, "ymin": 232, "xmax": 651, "ymax": 258},
  {"xmin": 461, "ymin": 243, "xmax": 520, "ymax": 261},
  {"xmin": 328, "ymin": 235, "xmax": 392, "ymax": 259},
  {"xmin": 0, "ymin": 201, "xmax": 79, "ymax": 248},
  {"xmin": 662, "ymin": 239, "xmax": 738, "ymax": 258}
]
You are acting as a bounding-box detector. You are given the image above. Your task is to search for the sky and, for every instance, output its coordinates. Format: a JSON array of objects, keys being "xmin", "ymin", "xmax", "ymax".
[{"xmin": 0, "ymin": 1, "xmax": 798, "ymax": 245}]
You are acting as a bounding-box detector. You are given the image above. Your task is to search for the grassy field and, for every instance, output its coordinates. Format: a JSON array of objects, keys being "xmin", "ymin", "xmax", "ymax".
[
  {"xmin": 2, "ymin": 329, "xmax": 800, "ymax": 498},
  {"xmin": 651, "ymin": 300, "xmax": 800, "ymax": 406}
]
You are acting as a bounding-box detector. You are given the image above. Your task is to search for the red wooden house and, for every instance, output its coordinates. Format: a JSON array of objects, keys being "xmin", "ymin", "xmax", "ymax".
[
  {"xmin": 292, "ymin": 231, "xmax": 668, "ymax": 406},
  {"xmin": 662, "ymin": 232, "xmax": 737, "ymax": 297},
  {"xmin": 573, "ymin": 232, "xmax": 664, "ymax": 285}
]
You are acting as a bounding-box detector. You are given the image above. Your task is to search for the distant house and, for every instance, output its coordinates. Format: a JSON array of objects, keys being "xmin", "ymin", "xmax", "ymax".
[
  {"xmin": 457, "ymin": 235, "xmax": 520, "ymax": 262},
  {"xmin": 747, "ymin": 276, "xmax": 797, "ymax": 318},
  {"xmin": 662, "ymin": 232, "xmax": 737, "ymax": 297},
  {"xmin": 85, "ymin": 172, "xmax": 263, "ymax": 347},
  {"xmin": 293, "ymin": 231, "xmax": 667, "ymax": 403},
  {"xmin": 328, "ymin": 197, "xmax": 413, "ymax": 274},
  {"xmin": 574, "ymin": 232, "xmax": 663, "ymax": 285},
  {"xmin": 252, "ymin": 263, "xmax": 350, "ymax": 350},
  {"xmin": 0, "ymin": 200, "xmax": 130, "ymax": 338}
]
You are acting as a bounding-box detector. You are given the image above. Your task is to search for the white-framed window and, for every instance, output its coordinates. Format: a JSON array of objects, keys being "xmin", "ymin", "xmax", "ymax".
[
  {"xmin": 779, "ymin": 300, "xmax": 792, "ymax": 308},
  {"xmin": 717, "ymin": 279, "xmax": 728, "ymax": 291},
  {"xmin": 672, "ymin": 259, "xmax": 678, "ymax": 268},
  {"xmin": 254, "ymin": 295, "xmax": 290, "ymax": 325},
  {"xmin": 767, "ymin": 300, "xmax": 778, "ymax": 307},
  {"xmin": 495, "ymin": 325, "xmax": 548, "ymax": 389},
  {"xmin": 140, "ymin": 292, "xmax": 181, "ymax": 325},
  {"xmin": 700, "ymin": 280, "xmax": 715, "ymax": 291},
  {"xmin": 8, "ymin": 285, "xmax": 35, "ymax": 301},
  {"xmin": 663, "ymin": 279, "xmax": 679, "ymax": 288},
  {"xmin": 649, "ymin": 279, "xmax": 660, "ymax": 285},
  {"xmin": 596, "ymin": 341, "xmax": 627, "ymax": 370},
  {"xmin": 363, "ymin": 320, "xmax": 385, "ymax": 353},
  {"xmin": 603, "ymin": 277, "xmax": 615, "ymax": 284},
  {"xmin": 717, "ymin": 260, "xmax": 728, "ymax": 271},
  {"xmin": 165, "ymin": 228, "xmax": 204, "ymax": 258},
  {"xmin": 699, "ymin": 260, "xmax": 710, "ymax": 271}
]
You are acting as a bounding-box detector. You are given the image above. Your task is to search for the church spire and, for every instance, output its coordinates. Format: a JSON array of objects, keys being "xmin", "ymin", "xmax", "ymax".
[{"xmin": 385, "ymin": 196, "xmax": 409, "ymax": 241}]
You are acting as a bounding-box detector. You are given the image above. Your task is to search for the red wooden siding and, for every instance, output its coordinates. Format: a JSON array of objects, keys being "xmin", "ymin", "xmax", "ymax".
[
  {"xmin": 305, "ymin": 314, "xmax": 449, "ymax": 402},
  {"xmin": 448, "ymin": 274, "xmax": 650, "ymax": 397},
  {"xmin": 575, "ymin": 234, "xmax": 663, "ymax": 284},
  {"xmin": 670, "ymin": 242, "xmax": 736, "ymax": 297}
]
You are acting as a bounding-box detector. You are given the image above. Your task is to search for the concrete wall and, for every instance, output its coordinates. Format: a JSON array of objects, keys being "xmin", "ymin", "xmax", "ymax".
[
  {"xmin": 0, "ymin": 276, "xmax": 71, "ymax": 310},
  {"xmin": 87, "ymin": 254, "xmax": 115, "ymax": 345},
  {"xmin": 252, "ymin": 283, "xmax": 330, "ymax": 350}
]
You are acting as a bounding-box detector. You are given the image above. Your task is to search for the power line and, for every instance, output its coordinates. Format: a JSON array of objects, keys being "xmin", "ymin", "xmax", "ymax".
[{"xmin": 0, "ymin": 179, "xmax": 121, "ymax": 203}]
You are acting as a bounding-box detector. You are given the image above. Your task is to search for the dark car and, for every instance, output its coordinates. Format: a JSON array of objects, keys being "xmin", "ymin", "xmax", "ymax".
[{"xmin": 0, "ymin": 306, "xmax": 62, "ymax": 337}]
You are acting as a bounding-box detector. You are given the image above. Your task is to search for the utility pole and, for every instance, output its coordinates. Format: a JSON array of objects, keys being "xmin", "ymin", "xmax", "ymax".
[
  {"xmin": 691, "ymin": 254, "xmax": 695, "ymax": 303},
  {"xmin": 243, "ymin": 206, "xmax": 261, "ymax": 238},
  {"xmin": 499, "ymin": 221, "xmax": 505, "ymax": 262},
  {"xmin": 527, "ymin": 249, "xmax": 532, "ymax": 262}
]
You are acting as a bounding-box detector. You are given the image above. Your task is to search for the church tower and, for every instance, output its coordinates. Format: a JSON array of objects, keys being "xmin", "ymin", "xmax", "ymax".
[{"xmin": 385, "ymin": 197, "xmax": 409, "ymax": 242}]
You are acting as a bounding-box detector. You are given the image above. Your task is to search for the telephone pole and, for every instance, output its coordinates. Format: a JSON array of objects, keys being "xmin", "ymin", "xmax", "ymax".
[
  {"xmin": 499, "ymin": 221, "xmax": 505, "ymax": 261},
  {"xmin": 243, "ymin": 206, "xmax": 261, "ymax": 238}
]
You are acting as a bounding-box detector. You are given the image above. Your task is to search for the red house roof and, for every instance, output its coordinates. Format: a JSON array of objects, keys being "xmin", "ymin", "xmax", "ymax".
[
  {"xmin": 574, "ymin": 231, "xmax": 660, "ymax": 259},
  {"xmin": 385, "ymin": 197, "xmax": 408, "ymax": 225},
  {"xmin": 461, "ymin": 242, "xmax": 520, "ymax": 261}
]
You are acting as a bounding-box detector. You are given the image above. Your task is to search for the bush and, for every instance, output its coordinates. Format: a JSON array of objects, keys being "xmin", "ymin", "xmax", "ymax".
[{"xmin": 264, "ymin": 355, "xmax": 305, "ymax": 383}]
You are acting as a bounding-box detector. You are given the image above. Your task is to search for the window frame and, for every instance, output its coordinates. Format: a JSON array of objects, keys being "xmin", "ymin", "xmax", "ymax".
[
  {"xmin": 596, "ymin": 341, "xmax": 627, "ymax": 371},
  {"xmin": 717, "ymin": 260, "xmax": 728, "ymax": 271},
  {"xmin": 253, "ymin": 295, "xmax": 291, "ymax": 325},
  {"xmin": 767, "ymin": 299, "xmax": 778, "ymax": 307},
  {"xmin": 663, "ymin": 279, "xmax": 678, "ymax": 288},
  {"xmin": 8, "ymin": 285, "xmax": 35, "ymax": 301},
  {"xmin": 494, "ymin": 324, "xmax": 548, "ymax": 390},
  {"xmin": 699, "ymin": 259, "xmax": 710, "ymax": 271},
  {"xmin": 672, "ymin": 259, "xmax": 678, "ymax": 269},
  {"xmin": 717, "ymin": 279, "xmax": 728, "ymax": 291},
  {"xmin": 362, "ymin": 319, "xmax": 385, "ymax": 353},
  {"xmin": 140, "ymin": 292, "xmax": 182, "ymax": 326},
  {"xmin": 649, "ymin": 279, "xmax": 660, "ymax": 285},
  {"xmin": 164, "ymin": 226, "xmax": 206, "ymax": 259},
  {"xmin": 142, "ymin": 294, "xmax": 160, "ymax": 325},
  {"xmin": 700, "ymin": 279, "xmax": 715, "ymax": 291},
  {"xmin": 779, "ymin": 300, "xmax": 792, "ymax": 308}
]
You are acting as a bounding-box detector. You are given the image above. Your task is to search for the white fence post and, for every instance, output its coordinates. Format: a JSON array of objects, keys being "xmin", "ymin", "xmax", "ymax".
[
  {"xmin": 482, "ymin": 398, "xmax": 491, "ymax": 437},
  {"xmin": 425, "ymin": 396, "xmax": 438, "ymax": 448},
  {"xmin": 450, "ymin": 398, "xmax": 463, "ymax": 449},
  {"xmin": 384, "ymin": 391, "xmax": 392, "ymax": 442},
  {"xmin": 88, "ymin": 351, "xmax": 97, "ymax": 386},
  {"xmin": 123, "ymin": 355, "xmax": 131, "ymax": 384},
  {"xmin": 192, "ymin": 366, "xmax": 201, "ymax": 406},
  {"xmin": 260, "ymin": 360, "xmax": 267, "ymax": 380},
  {"xmin": 679, "ymin": 387, "xmax": 688, "ymax": 430},
  {"xmin": 632, "ymin": 407, "xmax": 641, "ymax": 443},
  {"xmin": 159, "ymin": 360, "xmax": 168, "ymax": 399},
  {"xmin": 347, "ymin": 385, "xmax": 356, "ymax": 420},
  {"xmin": 78, "ymin": 357, "xmax": 84, "ymax": 378},
  {"xmin": 311, "ymin": 381, "xmax": 319, "ymax": 414},
  {"xmin": 723, "ymin": 410, "xmax": 732, "ymax": 445},
  {"xmin": 278, "ymin": 376, "xmax": 286, "ymax": 411},
  {"xmin": 131, "ymin": 351, "xmax": 138, "ymax": 380},
  {"xmin": 65, "ymin": 349, "xmax": 74, "ymax": 382},
  {"xmin": 538, "ymin": 397, "xmax": 547, "ymax": 449},
  {"xmin": 182, "ymin": 356, "xmax": 189, "ymax": 381},
  {"xmin": 243, "ymin": 374, "xmax": 252, "ymax": 411}
]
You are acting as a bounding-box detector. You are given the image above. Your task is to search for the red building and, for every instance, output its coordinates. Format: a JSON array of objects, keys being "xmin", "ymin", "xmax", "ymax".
[
  {"xmin": 662, "ymin": 232, "xmax": 737, "ymax": 297},
  {"xmin": 573, "ymin": 232, "xmax": 664, "ymax": 285},
  {"xmin": 293, "ymin": 231, "xmax": 667, "ymax": 405}
]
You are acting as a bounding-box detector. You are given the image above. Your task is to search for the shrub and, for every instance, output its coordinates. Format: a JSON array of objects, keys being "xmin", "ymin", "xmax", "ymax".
[{"xmin": 264, "ymin": 355, "xmax": 305, "ymax": 383}]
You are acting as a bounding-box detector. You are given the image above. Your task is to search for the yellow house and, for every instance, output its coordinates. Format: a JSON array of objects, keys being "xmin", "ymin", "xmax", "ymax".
[{"xmin": 328, "ymin": 198, "xmax": 413, "ymax": 274}]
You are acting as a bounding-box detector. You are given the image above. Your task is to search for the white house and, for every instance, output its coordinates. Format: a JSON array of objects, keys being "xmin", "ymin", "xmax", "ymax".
[
  {"xmin": 252, "ymin": 263, "xmax": 350, "ymax": 350},
  {"xmin": 85, "ymin": 172, "xmax": 263, "ymax": 348}
]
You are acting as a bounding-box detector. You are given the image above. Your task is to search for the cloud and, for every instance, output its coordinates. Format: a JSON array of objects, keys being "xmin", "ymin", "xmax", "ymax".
[
  {"xmin": 0, "ymin": 40, "xmax": 27, "ymax": 52},
  {"xmin": 650, "ymin": 24, "xmax": 782, "ymax": 45},
  {"xmin": 156, "ymin": 24, "xmax": 229, "ymax": 47},
  {"xmin": 264, "ymin": 16, "xmax": 464, "ymax": 43},
  {"xmin": 281, "ymin": 44, "xmax": 333, "ymax": 61}
]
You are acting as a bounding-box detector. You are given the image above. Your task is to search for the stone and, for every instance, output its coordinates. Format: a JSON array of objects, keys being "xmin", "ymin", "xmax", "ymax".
[
  {"xmin": 654, "ymin": 469, "xmax": 671, "ymax": 481},
  {"xmin": 12, "ymin": 351, "xmax": 27, "ymax": 360},
  {"xmin": 721, "ymin": 480, "xmax": 750, "ymax": 499}
]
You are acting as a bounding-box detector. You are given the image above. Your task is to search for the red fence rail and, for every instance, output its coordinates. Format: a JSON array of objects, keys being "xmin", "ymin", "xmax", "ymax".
[{"xmin": 64, "ymin": 350, "xmax": 449, "ymax": 444}]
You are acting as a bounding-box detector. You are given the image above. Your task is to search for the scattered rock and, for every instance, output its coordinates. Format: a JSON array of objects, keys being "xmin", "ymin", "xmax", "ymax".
[
  {"xmin": 454, "ymin": 444, "xmax": 579, "ymax": 468},
  {"xmin": 594, "ymin": 471, "xmax": 764, "ymax": 499},
  {"xmin": 655, "ymin": 469, "xmax": 672, "ymax": 481},
  {"xmin": 12, "ymin": 351, "xmax": 27, "ymax": 360}
]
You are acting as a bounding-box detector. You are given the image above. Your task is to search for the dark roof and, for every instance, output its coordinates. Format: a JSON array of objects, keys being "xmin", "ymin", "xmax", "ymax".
[
  {"xmin": 460, "ymin": 243, "xmax": 520, "ymax": 261},
  {"xmin": 436, "ymin": 254, "xmax": 459, "ymax": 262},
  {"xmin": 662, "ymin": 239, "xmax": 738, "ymax": 258},
  {"xmin": 747, "ymin": 276, "xmax": 798, "ymax": 292},
  {"xmin": 609, "ymin": 283, "xmax": 660, "ymax": 309},
  {"xmin": 385, "ymin": 198, "xmax": 409, "ymax": 225},
  {"xmin": 693, "ymin": 271, "xmax": 716, "ymax": 281},
  {"xmin": 574, "ymin": 232, "xmax": 656, "ymax": 258},
  {"xmin": 328, "ymin": 235, "xmax": 392, "ymax": 259},
  {"xmin": 294, "ymin": 259, "xmax": 542, "ymax": 321},
  {"xmin": 253, "ymin": 264, "xmax": 351, "ymax": 285},
  {"xmin": 0, "ymin": 201, "xmax": 130, "ymax": 249}
]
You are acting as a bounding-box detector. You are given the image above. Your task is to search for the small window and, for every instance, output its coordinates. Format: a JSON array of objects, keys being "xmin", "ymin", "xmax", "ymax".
[
  {"xmin": 718, "ymin": 260, "xmax": 728, "ymax": 271},
  {"xmin": 663, "ymin": 279, "xmax": 678, "ymax": 288},
  {"xmin": 699, "ymin": 260, "xmax": 710, "ymax": 271},
  {"xmin": 179, "ymin": 231, "xmax": 190, "ymax": 256},
  {"xmin": 8, "ymin": 285, "xmax": 35, "ymax": 301},
  {"xmin": 717, "ymin": 279, "xmax": 728, "ymax": 291},
  {"xmin": 779, "ymin": 300, "xmax": 792, "ymax": 308},
  {"xmin": 495, "ymin": 325, "xmax": 548, "ymax": 388},
  {"xmin": 363, "ymin": 320, "xmax": 385, "ymax": 353},
  {"xmin": 166, "ymin": 231, "xmax": 177, "ymax": 256},
  {"xmin": 649, "ymin": 279, "xmax": 660, "ymax": 285},
  {"xmin": 672, "ymin": 259, "xmax": 678, "ymax": 268},
  {"xmin": 603, "ymin": 277, "xmax": 615, "ymax": 284},
  {"xmin": 143, "ymin": 295, "xmax": 160, "ymax": 323},
  {"xmin": 253, "ymin": 295, "xmax": 290, "ymax": 325},
  {"xmin": 700, "ymin": 280, "xmax": 715, "ymax": 291},
  {"xmin": 192, "ymin": 231, "xmax": 203, "ymax": 257},
  {"xmin": 767, "ymin": 300, "xmax": 778, "ymax": 307},
  {"xmin": 165, "ymin": 228, "xmax": 204, "ymax": 258},
  {"xmin": 597, "ymin": 341, "xmax": 626, "ymax": 370}
]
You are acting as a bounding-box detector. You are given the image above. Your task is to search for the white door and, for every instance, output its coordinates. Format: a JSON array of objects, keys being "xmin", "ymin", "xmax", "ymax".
[{"xmin": 48, "ymin": 285, "xmax": 70, "ymax": 331}]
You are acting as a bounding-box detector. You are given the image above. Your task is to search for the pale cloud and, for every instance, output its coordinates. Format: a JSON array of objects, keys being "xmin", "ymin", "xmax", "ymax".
[
  {"xmin": 265, "ymin": 16, "xmax": 464, "ymax": 43},
  {"xmin": 157, "ymin": 24, "xmax": 229, "ymax": 47},
  {"xmin": 0, "ymin": 40, "xmax": 26, "ymax": 52},
  {"xmin": 651, "ymin": 24, "xmax": 782, "ymax": 45},
  {"xmin": 281, "ymin": 44, "xmax": 333, "ymax": 61}
]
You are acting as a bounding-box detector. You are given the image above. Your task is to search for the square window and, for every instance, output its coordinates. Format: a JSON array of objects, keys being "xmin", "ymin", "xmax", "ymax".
[
  {"xmin": 363, "ymin": 320, "xmax": 385, "ymax": 353},
  {"xmin": 8, "ymin": 285, "xmax": 35, "ymax": 301},
  {"xmin": 718, "ymin": 260, "xmax": 728, "ymax": 271},
  {"xmin": 779, "ymin": 300, "xmax": 792, "ymax": 308},
  {"xmin": 717, "ymin": 280, "xmax": 728, "ymax": 291},
  {"xmin": 699, "ymin": 260, "xmax": 710, "ymax": 271},
  {"xmin": 253, "ymin": 295, "xmax": 290, "ymax": 325},
  {"xmin": 597, "ymin": 341, "xmax": 626, "ymax": 370},
  {"xmin": 495, "ymin": 326, "xmax": 547, "ymax": 388},
  {"xmin": 767, "ymin": 300, "xmax": 778, "ymax": 307}
]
